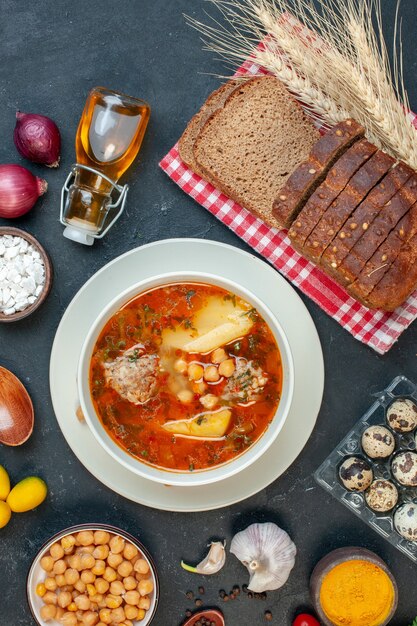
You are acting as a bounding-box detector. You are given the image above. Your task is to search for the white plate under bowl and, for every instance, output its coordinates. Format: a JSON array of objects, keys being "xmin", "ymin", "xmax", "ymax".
[
  {"xmin": 50, "ymin": 239, "xmax": 324, "ymax": 512},
  {"xmin": 27, "ymin": 523, "xmax": 159, "ymax": 626},
  {"xmin": 78, "ymin": 270, "xmax": 294, "ymax": 487}
]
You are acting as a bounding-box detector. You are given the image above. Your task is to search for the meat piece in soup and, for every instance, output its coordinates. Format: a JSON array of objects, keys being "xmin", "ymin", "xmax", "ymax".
[
  {"xmin": 104, "ymin": 344, "xmax": 159, "ymax": 405},
  {"xmin": 90, "ymin": 282, "xmax": 283, "ymax": 472},
  {"xmin": 223, "ymin": 357, "xmax": 267, "ymax": 403}
]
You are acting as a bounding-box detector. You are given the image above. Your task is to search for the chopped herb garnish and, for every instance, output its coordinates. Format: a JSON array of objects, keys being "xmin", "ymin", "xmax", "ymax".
[
  {"xmin": 189, "ymin": 463, "xmax": 195, "ymax": 471},
  {"xmin": 233, "ymin": 341, "xmax": 241, "ymax": 353},
  {"xmin": 248, "ymin": 335, "xmax": 258, "ymax": 351},
  {"xmin": 223, "ymin": 293, "xmax": 237, "ymax": 306},
  {"xmin": 173, "ymin": 315, "xmax": 197, "ymax": 331},
  {"xmin": 185, "ymin": 289, "xmax": 196, "ymax": 307},
  {"xmin": 241, "ymin": 308, "xmax": 258, "ymax": 322},
  {"xmin": 128, "ymin": 348, "xmax": 141, "ymax": 362},
  {"xmin": 140, "ymin": 450, "xmax": 149, "ymax": 458},
  {"xmin": 103, "ymin": 336, "xmax": 126, "ymax": 354},
  {"xmin": 142, "ymin": 303, "xmax": 156, "ymax": 326},
  {"xmin": 126, "ymin": 325, "xmax": 136, "ymax": 338}
]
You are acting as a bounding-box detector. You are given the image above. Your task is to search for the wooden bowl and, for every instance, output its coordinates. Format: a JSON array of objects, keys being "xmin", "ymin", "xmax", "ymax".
[
  {"xmin": 0, "ymin": 366, "xmax": 34, "ymax": 446},
  {"xmin": 310, "ymin": 547, "xmax": 398, "ymax": 626},
  {"xmin": 0, "ymin": 227, "xmax": 52, "ymax": 323}
]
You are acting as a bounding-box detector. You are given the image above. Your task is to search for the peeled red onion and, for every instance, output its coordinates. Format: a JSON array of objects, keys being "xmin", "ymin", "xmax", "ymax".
[
  {"xmin": 14, "ymin": 111, "xmax": 61, "ymax": 167},
  {"xmin": 0, "ymin": 165, "xmax": 47, "ymax": 218}
]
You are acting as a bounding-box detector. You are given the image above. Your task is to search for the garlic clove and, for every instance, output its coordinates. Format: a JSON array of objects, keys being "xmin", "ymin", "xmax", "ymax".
[
  {"xmin": 230, "ymin": 522, "xmax": 296, "ymax": 592},
  {"xmin": 181, "ymin": 541, "xmax": 226, "ymax": 575}
]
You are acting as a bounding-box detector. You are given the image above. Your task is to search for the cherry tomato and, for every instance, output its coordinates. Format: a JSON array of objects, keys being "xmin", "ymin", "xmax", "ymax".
[{"xmin": 293, "ymin": 614, "xmax": 320, "ymax": 626}]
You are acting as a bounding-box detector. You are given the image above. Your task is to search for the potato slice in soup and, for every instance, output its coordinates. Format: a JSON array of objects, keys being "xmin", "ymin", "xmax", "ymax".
[
  {"xmin": 183, "ymin": 312, "xmax": 253, "ymax": 354},
  {"xmin": 162, "ymin": 409, "xmax": 232, "ymax": 438},
  {"xmin": 161, "ymin": 295, "xmax": 252, "ymax": 351}
]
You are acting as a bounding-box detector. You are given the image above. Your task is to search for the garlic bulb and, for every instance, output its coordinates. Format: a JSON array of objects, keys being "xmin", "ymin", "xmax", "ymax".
[
  {"xmin": 181, "ymin": 541, "xmax": 226, "ymax": 574},
  {"xmin": 230, "ymin": 523, "xmax": 296, "ymax": 592}
]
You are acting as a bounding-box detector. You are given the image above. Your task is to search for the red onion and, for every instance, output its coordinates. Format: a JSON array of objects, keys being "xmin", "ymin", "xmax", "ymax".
[
  {"xmin": 0, "ymin": 165, "xmax": 47, "ymax": 218},
  {"xmin": 14, "ymin": 111, "xmax": 61, "ymax": 167}
]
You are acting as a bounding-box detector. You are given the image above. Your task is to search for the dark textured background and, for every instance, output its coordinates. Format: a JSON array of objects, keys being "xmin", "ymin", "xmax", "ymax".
[{"xmin": 1, "ymin": 1, "xmax": 417, "ymax": 624}]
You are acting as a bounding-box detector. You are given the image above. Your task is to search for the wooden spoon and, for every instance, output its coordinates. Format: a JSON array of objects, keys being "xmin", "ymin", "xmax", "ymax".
[
  {"xmin": 0, "ymin": 366, "xmax": 34, "ymax": 445},
  {"xmin": 182, "ymin": 610, "xmax": 225, "ymax": 626}
]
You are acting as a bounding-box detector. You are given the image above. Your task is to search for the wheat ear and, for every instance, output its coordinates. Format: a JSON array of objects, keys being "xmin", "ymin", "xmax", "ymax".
[
  {"xmin": 186, "ymin": 5, "xmax": 347, "ymax": 125},
  {"xmin": 256, "ymin": 0, "xmax": 417, "ymax": 166},
  {"xmin": 186, "ymin": 0, "xmax": 417, "ymax": 169}
]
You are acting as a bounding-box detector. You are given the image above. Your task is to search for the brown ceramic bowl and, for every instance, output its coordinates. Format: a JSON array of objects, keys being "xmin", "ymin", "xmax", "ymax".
[
  {"xmin": 310, "ymin": 547, "xmax": 398, "ymax": 626},
  {"xmin": 0, "ymin": 226, "xmax": 52, "ymax": 323}
]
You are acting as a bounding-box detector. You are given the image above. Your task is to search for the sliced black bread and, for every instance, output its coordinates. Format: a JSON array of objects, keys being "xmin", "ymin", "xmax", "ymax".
[
  {"xmin": 348, "ymin": 202, "xmax": 417, "ymax": 304},
  {"xmin": 321, "ymin": 161, "xmax": 414, "ymax": 275},
  {"xmin": 193, "ymin": 76, "xmax": 320, "ymax": 227},
  {"xmin": 303, "ymin": 150, "xmax": 395, "ymax": 264},
  {"xmin": 288, "ymin": 139, "xmax": 377, "ymax": 251},
  {"xmin": 338, "ymin": 174, "xmax": 417, "ymax": 285},
  {"xmin": 178, "ymin": 79, "xmax": 241, "ymax": 179},
  {"xmin": 273, "ymin": 119, "xmax": 364, "ymax": 228},
  {"xmin": 361, "ymin": 225, "xmax": 417, "ymax": 310}
]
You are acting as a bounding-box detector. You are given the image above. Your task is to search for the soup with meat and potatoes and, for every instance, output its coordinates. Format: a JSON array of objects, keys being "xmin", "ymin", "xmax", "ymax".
[{"xmin": 89, "ymin": 282, "xmax": 282, "ymax": 472}]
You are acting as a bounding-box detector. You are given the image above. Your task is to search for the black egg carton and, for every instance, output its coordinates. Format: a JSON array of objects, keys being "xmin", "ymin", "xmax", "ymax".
[{"xmin": 314, "ymin": 375, "xmax": 417, "ymax": 563}]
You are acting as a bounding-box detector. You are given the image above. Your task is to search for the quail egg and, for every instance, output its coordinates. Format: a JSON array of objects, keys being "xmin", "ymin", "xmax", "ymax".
[
  {"xmin": 391, "ymin": 451, "xmax": 417, "ymax": 486},
  {"xmin": 365, "ymin": 479, "xmax": 398, "ymax": 513},
  {"xmin": 386, "ymin": 398, "xmax": 417, "ymax": 433},
  {"xmin": 339, "ymin": 456, "xmax": 373, "ymax": 492},
  {"xmin": 361, "ymin": 425, "xmax": 395, "ymax": 459},
  {"xmin": 394, "ymin": 502, "xmax": 417, "ymax": 541}
]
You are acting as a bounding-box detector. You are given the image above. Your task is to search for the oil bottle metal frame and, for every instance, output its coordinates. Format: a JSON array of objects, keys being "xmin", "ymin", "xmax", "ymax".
[{"xmin": 60, "ymin": 163, "xmax": 129, "ymax": 239}]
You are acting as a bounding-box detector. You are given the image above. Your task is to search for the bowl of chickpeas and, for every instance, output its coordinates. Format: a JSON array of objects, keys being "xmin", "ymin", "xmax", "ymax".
[{"xmin": 27, "ymin": 524, "xmax": 159, "ymax": 626}]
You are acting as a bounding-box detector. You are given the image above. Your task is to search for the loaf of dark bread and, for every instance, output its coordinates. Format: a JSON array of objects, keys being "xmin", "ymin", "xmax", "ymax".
[
  {"xmin": 273, "ymin": 119, "xmax": 364, "ymax": 228},
  {"xmin": 280, "ymin": 125, "xmax": 417, "ymax": 309},
  {"xmin": 193, "ymin": 76, "xmax": 320, "ymax": 227},
  {"xmin": 336, "ymin": 174, "xmax": 417, "ymax": 285},
  {"xmin": 288, "ymin": 139, "xmax": 377, "ymax": 251},
  {"xmin": 178, "ymin": 79, "xmax": 241, "ymax": 179},
  {"xmin": 181, "ymin": 88, "xmax": 417, "ymax": 310},
  {"xmin": 302, "ymin": 150, "xmax": 395, "ymax": 264},
  {"xmin": 347, "ymin": 205, "xmax": 416, "ymax": 305},
  {"xmin": 320, "ymin": 162, "xmax": 414, "ymax": 276},
  {"xmin": 358, "ymin": 226, "xmax": 417, "ymax": 310}
]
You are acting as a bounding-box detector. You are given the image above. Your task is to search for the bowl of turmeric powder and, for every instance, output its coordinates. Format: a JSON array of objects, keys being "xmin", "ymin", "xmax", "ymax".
[{"xmin": 310, "ymin": 547, "xmax": 398, "ymax": 626}]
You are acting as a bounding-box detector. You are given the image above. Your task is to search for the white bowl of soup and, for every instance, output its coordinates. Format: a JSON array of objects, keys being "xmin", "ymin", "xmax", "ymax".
[{"xmin": 78, "ymin": 272, "xmax": 294, "ymax": 486}]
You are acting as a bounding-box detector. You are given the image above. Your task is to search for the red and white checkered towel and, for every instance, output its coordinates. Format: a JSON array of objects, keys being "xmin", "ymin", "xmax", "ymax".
[{"xmin": 159, "ymin": 32, "xmax": 417, "ymax": 354}]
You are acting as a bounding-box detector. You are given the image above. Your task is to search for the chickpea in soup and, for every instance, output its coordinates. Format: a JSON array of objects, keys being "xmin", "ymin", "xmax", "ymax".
[{"xmin": 89, "ymin": 282, "xmax": 282, "ymax": 472}]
